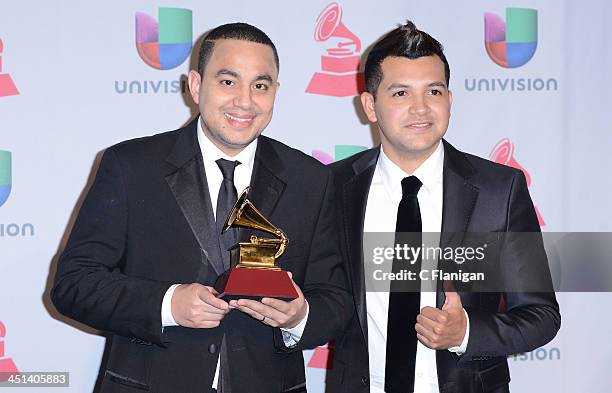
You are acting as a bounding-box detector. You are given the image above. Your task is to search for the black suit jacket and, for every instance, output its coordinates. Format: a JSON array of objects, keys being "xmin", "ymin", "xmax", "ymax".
[
  {"xmin": 51, "ymin": 118, "xmax": 352, "ymax": 393},
  {"xmin": 327, "ymin": 140, "xmax": 560, "ymax": 393}
]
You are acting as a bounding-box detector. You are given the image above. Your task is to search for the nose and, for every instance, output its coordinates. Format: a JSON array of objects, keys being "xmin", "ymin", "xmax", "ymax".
[
  {"xmin": 233, "ymin": 84, "xmax": 254, "ymax": 110},
  {"xmin": 408, "ymin": 94, "xmax": 430, "ymax": 116}
]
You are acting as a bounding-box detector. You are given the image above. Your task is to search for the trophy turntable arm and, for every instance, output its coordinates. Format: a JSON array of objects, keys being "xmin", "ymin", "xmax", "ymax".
[{"xmin": 249, "ymin": 234, "xmax": 288, "ymax": 259}]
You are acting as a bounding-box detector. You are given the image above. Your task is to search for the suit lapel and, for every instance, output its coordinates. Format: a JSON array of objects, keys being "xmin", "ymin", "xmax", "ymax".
[
  {"xmin": 344, "ymin": 143, "xmax": 479, "ymax": 345},
  {"xmin": 342, "ymin": 148, "xmax": 379, "ymax": 344},
  {"xmin": 248, "ymin": 136, "xmax": 286, "ymax": 222},
  {"xmin": 437, "ymin": 139, "xmax": 479, "ymax": 307},
  {"xmin": 165, "ymin": 118, "xmax": 225, "ymax": 277}
]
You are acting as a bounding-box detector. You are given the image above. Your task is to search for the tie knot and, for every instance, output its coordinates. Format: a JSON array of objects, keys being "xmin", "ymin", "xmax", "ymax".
[
  {"xmin": 401, "ymin": 176, "xmax": 422, "ymax": 198},
  {"xmin": 216, "ymin": 158, "xmax": 240, "ymax": 181}
]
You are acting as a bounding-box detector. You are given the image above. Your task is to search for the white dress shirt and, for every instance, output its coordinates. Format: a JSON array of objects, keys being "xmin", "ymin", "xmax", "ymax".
[
  {"xmin": 160, "ymin": 118, "xmax": 308, "ymax": 388},
  {"xmin": 364, "ymin": 142, "xmax": 469, "ymax": 393}
]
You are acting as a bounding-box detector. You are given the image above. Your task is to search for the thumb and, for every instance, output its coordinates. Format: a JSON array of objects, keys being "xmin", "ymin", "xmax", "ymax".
[
  {"xmin": 208, "ymin": 285, "xmax": 220, "ymax": 297},
  {"xmin": 442, "ymin": 281, "xmax": 462, "ymax": 311},
  {"xmin": 197, "ymin": 285, "xmax": 215, "ymax": 301}
]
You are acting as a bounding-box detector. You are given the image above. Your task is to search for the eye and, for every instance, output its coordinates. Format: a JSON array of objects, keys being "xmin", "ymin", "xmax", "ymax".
[
  {"xmin": 392, "ymin": 90, "xmax": 407, "ymax": 97},
  {"xmin": 254, "ymin": 83, "xmax": 269, "ymax": 91},
  {"xmin": 430, "ymin": 89, "xmax": 442, "ymax": 96},
  {"xmin": 220, "ymin": 79, "xmax": 235, "ymax": 86}
]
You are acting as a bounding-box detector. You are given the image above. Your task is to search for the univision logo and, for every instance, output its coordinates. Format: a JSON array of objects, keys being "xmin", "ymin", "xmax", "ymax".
[
  {"xmin": 0, "ymin": 150, "xmax": 11, "ymax": 207},
  {"xmin": 465, "ymin": 7, "xmax": 558, "ymax": 93},
  {"xmin": 0, "ymin": 150, "xmax": 36, "ymax": 237},
  {"xmin": 485, "ymin": 7, "xmax": 537, "ymax": 68},
  {"xmin": 115, "ymin": 8, "xmax": 192, "ymax": 95},
  {"xmin": 312, "ymin": 145, "xmax": 368, "ymax": 164},
  {"xmin": 135, "ymin": 8, "xmax": 192, "ymax": 70},
  {"xmin": 512, "ymin": 347, "xmax": 561, "ymax": 361}
]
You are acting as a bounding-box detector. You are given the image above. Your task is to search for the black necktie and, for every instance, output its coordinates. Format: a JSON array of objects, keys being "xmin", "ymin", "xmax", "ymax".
[
  {"xmin": 216, "ymin": 158, "xmax": 241, "ymax": 271},
  {"xmin": 385, "ymin": 175, "xmax": 423, "ymax": 393}
]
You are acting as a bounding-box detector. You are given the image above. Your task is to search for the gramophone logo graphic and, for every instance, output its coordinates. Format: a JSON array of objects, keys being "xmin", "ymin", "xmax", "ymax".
[
  {"xmin": 135, "ymin": 8, "xmax": 192, "ymax": 70},
  {"xmin": 0, "ymin": 39, "xmax": 19, "ymax": 97},
  {"xmin": 0, "ymin": 321, "xmax": 20, "ymax": 381},
  {"xmin": 308, "ymin": 341, "xmax": 335, "ymax": 369},
  {"xmin": 490, "ymin": 138, "xmax": 545, "ymax": 226},
  {"xmin": 305, "ymin": 3, "xmax": 365, "ymax": 97}
]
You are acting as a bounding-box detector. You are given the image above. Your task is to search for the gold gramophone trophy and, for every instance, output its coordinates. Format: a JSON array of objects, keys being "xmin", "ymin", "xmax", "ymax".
[{"xmin": 214, "ymin": 188, "xmax": 299, "ymax": 301}]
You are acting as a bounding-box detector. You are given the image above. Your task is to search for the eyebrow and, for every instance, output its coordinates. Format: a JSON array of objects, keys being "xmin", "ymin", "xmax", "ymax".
[
  {"xmin": 386, "ymin": 81, "xmax": 447, "ymax": 91},
  {"xmin": 215, "ymin": 69, "xmax": 274, "ymax": 84},
  {"xmin": 428, "ymin": 81, "xmax": 447, "ymax": 89},
  {"xmin": 254, "ymin": 74, "xmax": 274, "ymax": 83},
  {"xmin": 215, "ymin": 68, "xmax": 239, "ymax": 79}
]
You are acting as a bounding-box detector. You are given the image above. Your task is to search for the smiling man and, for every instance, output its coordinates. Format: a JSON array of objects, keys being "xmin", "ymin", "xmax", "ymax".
[
  {"xmin": 52, "ymin": 23, "xmax": 350, "ymax": 393},
  {"xmin": 328, "ymin": 21, "xmax": 559, "ymax": 393}
]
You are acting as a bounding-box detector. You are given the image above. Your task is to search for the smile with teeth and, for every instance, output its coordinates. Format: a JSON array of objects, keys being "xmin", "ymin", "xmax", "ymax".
[
  {"xmin": 225, "ymin": 113, "xmax": 255, "ymax": 125},
  {"xmin": 407, "ymin": 121, "xmax": 433, "ymax": 128}
]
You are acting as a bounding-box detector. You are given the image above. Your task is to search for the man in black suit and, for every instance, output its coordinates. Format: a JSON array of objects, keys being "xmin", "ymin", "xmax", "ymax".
[
  {"xmin": 328, "ymin": 21, "xmax": 560, "ymax": 393},
  {"xmin": 52, "ymin": 23, "xmax": 351, "ymax": 393}
]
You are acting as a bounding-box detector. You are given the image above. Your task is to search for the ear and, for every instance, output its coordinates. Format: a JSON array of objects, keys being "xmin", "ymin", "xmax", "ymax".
[
  {"xmin": 447, "ymin": 89, "xmax": 453, "ymax": 119},
  {"xmin": 188, "ymin": 70, "xmax": 202, "ymax": 105},
  {"xmin": 360, "ymin": 92, "xmax": 377, "ymax": 123}
]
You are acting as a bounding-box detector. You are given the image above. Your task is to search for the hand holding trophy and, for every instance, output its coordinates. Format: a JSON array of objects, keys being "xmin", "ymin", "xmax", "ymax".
[{"xmin": 214, "ymin": 188, "xmax": 299, "ymax": 301}]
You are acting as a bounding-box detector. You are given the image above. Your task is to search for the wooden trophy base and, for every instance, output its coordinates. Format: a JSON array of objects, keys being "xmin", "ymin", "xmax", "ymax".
[{"xmin": 214, "ymin": 267, "xmax": 299, "ymax": 301}]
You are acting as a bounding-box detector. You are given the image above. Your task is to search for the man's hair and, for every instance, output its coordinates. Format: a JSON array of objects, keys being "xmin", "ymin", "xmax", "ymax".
[
  {"xmin": 197, "ymin": 22, "xmax": 279, "ymax": 77},
  {"xmin": 364, "ymin": 20, "xmax": 450, "ymax": 96}
]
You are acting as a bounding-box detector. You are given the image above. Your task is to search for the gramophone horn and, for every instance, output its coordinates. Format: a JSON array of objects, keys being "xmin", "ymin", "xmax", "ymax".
[
  {"xmin": 223, "ymin": 188, "xmax": 281, "ymax": 237},
  {"xmin": 223, "ymin": 187, "xmax": 249, "ymax": 232},
  {"xmin": 489, "ymin": 138, "xmax": 531, "ymax": 186},
  {"xmin": 313, "ymin": 2, "xmax": 361, "ymax": 52}
]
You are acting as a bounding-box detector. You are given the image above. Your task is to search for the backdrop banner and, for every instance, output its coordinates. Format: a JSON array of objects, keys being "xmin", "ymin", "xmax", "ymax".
[{"xmin": 1, "ymin": 1, "xmax": 610, "ymax": 392}]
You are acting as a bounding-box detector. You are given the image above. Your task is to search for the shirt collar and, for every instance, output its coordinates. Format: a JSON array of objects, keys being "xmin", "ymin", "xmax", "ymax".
[
  {"xmin": 376, "ymin": 141, "xmax": 444, "ymax": 199},
  {"xmin": 197, "ymin": 117, "xmax": 257, "ymax": 171}
]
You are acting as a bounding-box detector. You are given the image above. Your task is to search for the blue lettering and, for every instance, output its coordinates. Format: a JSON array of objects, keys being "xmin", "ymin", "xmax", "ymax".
[
  {"xmin": 129, "ymin": 81, "xmax": 142, "ymax": 94},
  {"xmin": 114, "ymin": 81, "xmax": 127, "ymax": 94}
]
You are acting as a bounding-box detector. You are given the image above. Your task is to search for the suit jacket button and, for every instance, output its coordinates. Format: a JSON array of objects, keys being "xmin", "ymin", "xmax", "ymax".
[
  {"xmin": 361, "ymin": 376, "xmax": 369, "ymax": 386},
  {"xmin": 208, "ymin": 344, "xmax": 217, "ymax": 354}
]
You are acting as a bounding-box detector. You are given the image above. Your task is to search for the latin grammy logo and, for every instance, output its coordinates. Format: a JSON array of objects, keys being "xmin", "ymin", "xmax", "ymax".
[
  {"xmin": 307, "ymin": 341, "xmax": 335, "ymax": 369},
  {"xmin": 0, "ymin": 39, "xmax": 19, "ymax": 98},
  {"xmin": 490, "ymin": 138, "xmax": 545, "ymax": 226},
  {"xmin": 0, "ymin": 321, "xmax": 19, "ymax": 381},
  {"xmin": 305, "ymin": 2, "xmax": 365, "ymax": 97}
]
